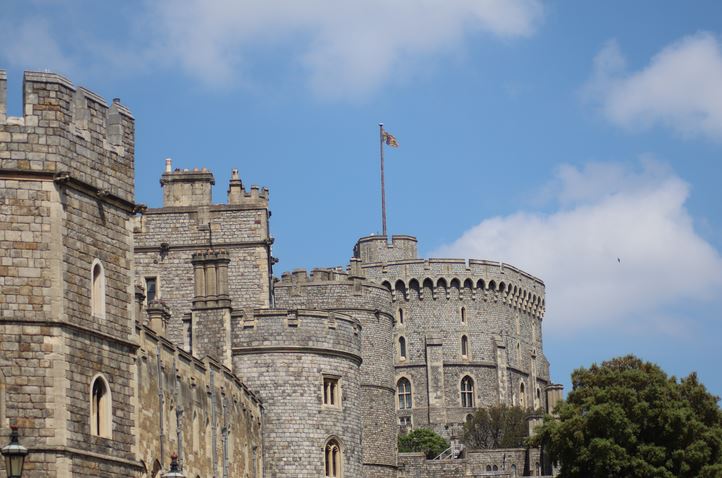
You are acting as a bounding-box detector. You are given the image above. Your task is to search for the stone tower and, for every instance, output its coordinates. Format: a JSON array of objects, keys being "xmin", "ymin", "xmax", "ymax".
[
  {"xmin": 273, "ymin": 267, "xmax": 398, "ymax": 478},
  {"xmin": 0, "ymin": 71, "xmax": 139, "ymax": 476},
  {"xmin": 354, "ymin": 235, "xmax": 553, "ymax": 441}
]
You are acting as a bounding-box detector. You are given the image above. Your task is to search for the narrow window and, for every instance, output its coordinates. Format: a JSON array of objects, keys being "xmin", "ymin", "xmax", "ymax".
[
  {"xmin": 323, "ymin": 377, "xmax": 340, "ymax": 407},
  {"xmin": 398, "ymin": 336, "xmax": 407, "ymax": 360},
  {"xmin": 397, "ymin": 308, "xmax": 404, "ymax": 325},
  {"xmin": 461, "ymin": 335, "xmax": 469, "ymax": 358},
  {"xmin": 325, "ymin": 439, "xmax": 342, "ymax": 478},
  {"xmin": 461, "ymin": 375, "xmax": 474, "ymax": 408},
  {"xmin": 511, "ymin": 464, "xmax": 517, "ymax": 477},
  {"xmin": 90, "ymin": 375, "xmax": 111, "ymax": 438},
  {"xmin": 519, "ymin": 382, "xmax": 526, "ymax": 409},
  {"xmin": 460, "ymin": 307, "xmax": 466, "ymax": 323},
  {"xmin": 145, "ymin": 276, "xmax": 158, "ymax": 303},
  {"xmin": 91, "ymin": 260, "xmax": 106, "ymax": 318},
  {"xmin": 536, "ymin": 387, "xmax": 542, "ymax": 410},
  {"xmin": 397, "ymin": 378, "xmax": 412, "ymax": 410}
]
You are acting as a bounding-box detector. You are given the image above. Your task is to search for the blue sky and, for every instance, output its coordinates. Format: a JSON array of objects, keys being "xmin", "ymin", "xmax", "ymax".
[{"xmin": 2, "ymin": 1, "xmax": 722, "ymax": 399}]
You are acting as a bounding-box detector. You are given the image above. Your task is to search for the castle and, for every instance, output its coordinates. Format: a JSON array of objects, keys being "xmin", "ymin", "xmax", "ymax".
[{"xmin": 0, "ymin": 71, "xmax": 561, "ymax": 477}]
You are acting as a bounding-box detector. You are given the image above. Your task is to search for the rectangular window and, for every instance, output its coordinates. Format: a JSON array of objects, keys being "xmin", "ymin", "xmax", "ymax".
[
  {"xmin": 145, "ymin": 277, "xmax": 157, "ymax": 303},
  {"xmin": 323, "ymin": 377, "xmax": 340, "ymax": 407}
]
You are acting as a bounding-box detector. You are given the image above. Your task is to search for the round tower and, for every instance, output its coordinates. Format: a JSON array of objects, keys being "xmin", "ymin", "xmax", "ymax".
[
  {"xmin": 233, "ymin": 308, "xmax": 363, "ymax": 478},
  {"xmin": 354, "ymin": 234, "xmax": 552, "ymax": 441},
  {"xmin": 273, "ymin": 265, "xmax": 397, "ymax": 478}
]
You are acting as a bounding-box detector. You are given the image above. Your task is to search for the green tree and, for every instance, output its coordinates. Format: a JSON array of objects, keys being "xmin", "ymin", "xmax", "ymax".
[
  {"xmin": 532, "ymin": 355, "xmax": 722, "ymax": 478},
  {"xmin": 398, "ymin": 428, "xmax": 449, "ymax": 459},
  {"xmin": 463, "ymin": 404, "xmax": 530, "ymax": 449}
]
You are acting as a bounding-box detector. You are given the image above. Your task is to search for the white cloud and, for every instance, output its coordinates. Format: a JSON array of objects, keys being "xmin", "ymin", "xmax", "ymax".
[
  {"xmin": 432, "ymin": 159, "xmax": 722, "ymax": 335},
  {"xmin": 146, "ymin": 0, "xmax": 543, "ymax": 97},
  {"xmin": 584, "ymin": 33, "xmax": 722, "ymax": 141}
]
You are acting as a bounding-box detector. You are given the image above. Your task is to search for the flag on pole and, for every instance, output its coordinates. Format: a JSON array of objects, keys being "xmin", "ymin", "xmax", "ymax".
[{"xmin": 383, "ymin": 131, "xmax": 399, "ymax": 148}]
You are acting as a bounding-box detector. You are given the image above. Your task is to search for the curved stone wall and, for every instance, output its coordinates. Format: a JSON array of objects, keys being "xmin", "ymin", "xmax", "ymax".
[
  {"xmin": 232, "ymin": 309, "xmax": 363, "ymax": 478},
  {"xmin": 274, "ymin": 267, "xmax": 398, "ymax": 477},
  {"xmin": 360, "ymin": 258, "xmax": 550, "ymax": 438}
]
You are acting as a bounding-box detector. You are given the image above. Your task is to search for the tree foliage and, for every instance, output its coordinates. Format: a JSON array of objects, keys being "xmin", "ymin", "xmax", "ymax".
[
  {"xmin": 463, "ymin": 404, "xmax": 530, "ymax": 449},
  {"xmin": 398, "ymin": 428, "xmax": 449, "ymax": 459},
  {"xmin": 532, "ymin": 355, "xmax": 722, "ymax": 478}
]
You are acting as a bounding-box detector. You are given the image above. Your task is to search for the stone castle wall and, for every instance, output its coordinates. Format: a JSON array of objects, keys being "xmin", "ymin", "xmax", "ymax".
[
  {"xmin": 273, "ymin": 267, "xmax": 398, "ymax": 477},
  {"xmin": 0, "ymin": 71, "xmax": 139, "ymax": 477},
  {"xmin": 233, "ymin": 309, "xmax": 363, "ymax": 478},
  {"xmin": 133, "ymin": 166, "xmax": 272, "ymax": 345},
  {"xmin": 355, "ymin": 243, "xmax": 551, "ymax": 438},
  {"xmin": 136, "ymin": 322, "xmax": 263, "ymax": 478}
]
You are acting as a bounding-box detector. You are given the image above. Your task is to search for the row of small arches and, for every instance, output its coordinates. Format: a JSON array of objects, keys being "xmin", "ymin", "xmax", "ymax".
[{"xmin": 380, "ymin": 277, "xmax": 543, "ymax": 311}]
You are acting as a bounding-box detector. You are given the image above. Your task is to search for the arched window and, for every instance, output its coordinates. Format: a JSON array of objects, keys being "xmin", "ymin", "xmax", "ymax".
[
  {"xmin": 397, "ymin": 308, "xmax": 404, "ymax": 325},
  {"xmin": 91, "ymin": 260, "xmax": 106, "ymax": 318},
  {"xmin": 461, "ymin": 335, "xmax": 469, "ymax": 358},
  {"xmin": 493, "ymin": 465, "xmax": 498, "ymax": 471},
  {"xmin": 486, "ymin": 465, "xmax": 492, "ymax": 471},
  {"xmin": 461, "ymin": 376, "xmax": 474, "ymax": 408},
  {"xmin": 325, "ymin": 438, "xmax": 342, "ymax": 478},
  {"xmin": 511, "ymin": 464, "xmax": 517, "ymax": 476},
  {"xmin": 398, "ymin": 336, "xmax": 407, "ymax": 360},
  {"xmin": 90, "ymin": 374, "xmax": 112, "ymax": 438},
  {"xmin": 460, "ymin": 307, "xmax": 466, "ymax": 323},
  {"xmin": 519, "ymin": 382, "xmax": 526, "ymax": 409},
  {"xmin": 397, "ymin": 378, "xmax": 412, "ymax": 410},
  {"xmin": 151, "ymin": 460, "xmax": 162, "ymax": 477}
]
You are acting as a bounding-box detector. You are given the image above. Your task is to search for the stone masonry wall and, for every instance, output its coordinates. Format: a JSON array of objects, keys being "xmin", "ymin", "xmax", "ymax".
[
  {"xmin": 134, "ymin": 201, "xmax": 272, "ymax": 345},
  {"xmin": 1, "ymin": 71, "xmax": 138, "ymax": 477},
  {"xmin": 273, "ymin": 268, "xmax": 398, "ymax": 477},
  {"xmin": 233, "ymin": 309, "xmax": 362, "ymax": 478},
  {"xmin": 136, "ymin": 323, "xmax": 264, "ymax": 478},
  {"xmin": 357, "ymin": 248, "xmax": 551, "ymax": 439}
]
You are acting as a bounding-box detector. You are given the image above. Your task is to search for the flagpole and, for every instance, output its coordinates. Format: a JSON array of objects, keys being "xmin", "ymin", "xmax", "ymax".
[{"xmin": 379, "ymin": 123, "xmax": 387, "ymax": 238}]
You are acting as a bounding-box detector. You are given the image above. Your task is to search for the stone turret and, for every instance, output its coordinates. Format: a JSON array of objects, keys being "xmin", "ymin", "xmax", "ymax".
[{"xmin": 161, "ymin": 159, "xmax": 215, "ymax": 207}]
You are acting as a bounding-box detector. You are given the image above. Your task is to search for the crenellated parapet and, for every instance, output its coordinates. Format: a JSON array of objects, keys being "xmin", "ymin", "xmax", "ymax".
[
  {"xmin": 233, "ymin": 308, "xmax": 362, "ymax": 363},
  {"xmin": 364, "ymin": 258, "xmax": 545, "ymax": 319},
  {"xmin": 354, "ymin": 234, "xmax": 418, "ymax": 263},
  {"xmin": 0, "ymin": 70, "xmax": 135, "ymax": 204},
  {"xmin": 227, "ymin": 168, "xmax": 269, "ymax": 207}
]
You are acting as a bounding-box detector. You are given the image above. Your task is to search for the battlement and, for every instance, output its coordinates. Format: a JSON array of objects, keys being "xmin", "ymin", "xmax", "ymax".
[
  {"xmin": 361, "ymin": 258, "xmax": 545, "ymax": 318},
  {"xmin": 0, "ymin": 69, "xmax": 135, "ymax": 203},
  {"xmin": 354, "ymin": 234, "xmax": 418, "ymax": 263},
  {"xmin": 233, "ymin": 308, "xmax": 363, "ymax": 364},
  {"xmin": 277, "ymin": 267, "xmax": 350, "ymax": 284},
  {"xmin": 159, "ymin": 159, "xmax": 269, "ymax": 208}
]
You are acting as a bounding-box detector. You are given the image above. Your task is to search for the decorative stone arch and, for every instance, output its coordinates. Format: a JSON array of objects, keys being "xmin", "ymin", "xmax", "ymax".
[
  {"xmin": 408, "ymin": 278, "xmax": 421, "ymax": 300},
  {"xmin": 488, "ymin": 280, "xmax": 497, "ymax": 292},
  {"xmin": 90, "ymin": 373, "xmax": 112, "ymax": 438},
  {"xmin": 476, "ymin": 278, "xmax": 485, "ymax": 291},
  {"xmin": 460, "ymin": 374, "xmax": 475, "ymax": 408},
  {"xmin": 449, "ymin": 278, "xmax": 461, "ymax": 300},
  {"xmin": 422, "ymin": 278, "xmax": 434, "ymax": 300},
  {"xmin": 498, "ymin": 281, "xmax": 506, "ymax": 294},
  {"xmin": 436, "ymin": 277, "xmax": 448, "ymax": 299},
  {"xmin": 91, "ymin": 258, "xmax": 106, "ymax": 319},
  {"xmin": 394, "ymin": 279, "xmax": 407, "ymax": 301},
  {"xmin": 381, "ymin": 280, "xmax": 392, "ymax": 292},
  {"xmin": 396, "ymin": 375, "xmax": 414, "ymax": 410},
  {"xmin": 323, "ymin": 436, "xmax": 344, "ymax": 478}
]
